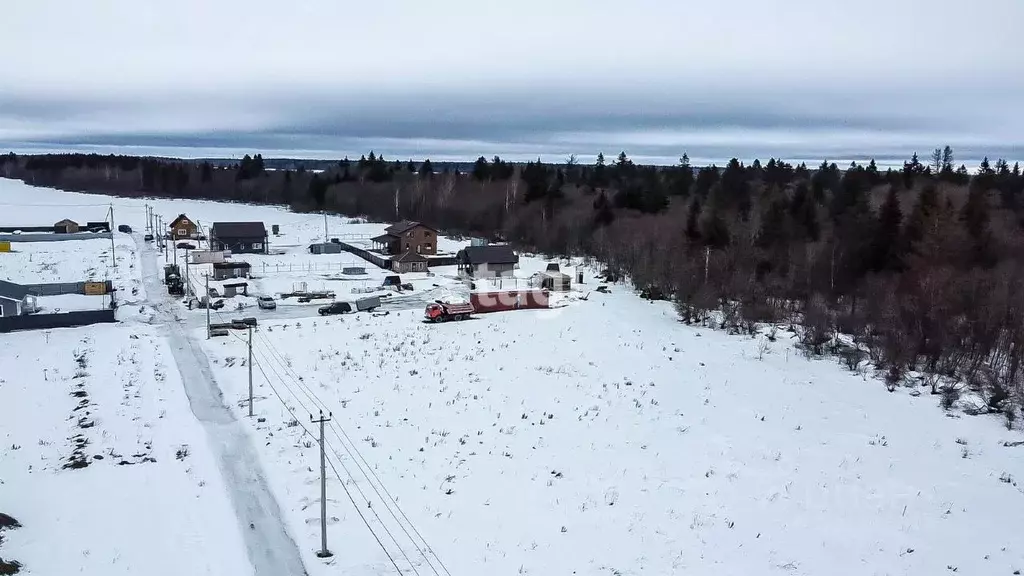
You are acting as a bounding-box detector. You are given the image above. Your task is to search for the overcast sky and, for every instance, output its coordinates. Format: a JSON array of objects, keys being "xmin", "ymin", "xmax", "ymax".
[{"xmin": 2, "ymin": 0, "xmax": 1023, "ymax": 164}]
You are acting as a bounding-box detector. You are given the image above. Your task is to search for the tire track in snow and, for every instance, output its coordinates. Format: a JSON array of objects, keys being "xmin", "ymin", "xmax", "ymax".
[{"xmin": 138, "ymin": 237, "xmax": 308, "ymax": 576}]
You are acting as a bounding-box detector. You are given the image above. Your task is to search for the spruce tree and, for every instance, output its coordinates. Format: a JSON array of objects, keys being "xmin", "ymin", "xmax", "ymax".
[
  {"xmin": 685, "ymin": 196, "xmax": 702, "ymax": 242},
  {"xmin": 871, "ymin": 184, "xmax": 904, "ymax": 271}
]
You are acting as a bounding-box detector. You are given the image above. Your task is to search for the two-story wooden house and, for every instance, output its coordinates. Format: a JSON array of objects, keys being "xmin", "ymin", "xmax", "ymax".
[
  {"xmin": 371, "ymin": 221, "xmax": 438, "ymax": 256},
  {"xmin": 168, "ymin": 214, "xmax": 198, "ymax": 239}
]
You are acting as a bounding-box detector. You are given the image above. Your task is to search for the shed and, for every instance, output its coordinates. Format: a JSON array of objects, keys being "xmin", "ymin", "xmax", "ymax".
[
  {"xmin": 392, "ymin": 250, "xmax": 428, "ymax": 273},
  {"xmin": 213, "ymin": 261, "xmax": 252, "ymax": 280},
  {"xmin": 309, "ymin": 242, "xmax": 344, "ymax": 254},
  {"xmin": 222, "ymin": 281, "xmax": 249, "ymax": 298},
  {"xmin": 54, "ymin": 219, "xmax": 80, "ymax": 234},
  {"xmin": 538, "ymin": 271, "xmax": 571, "ymax": 291},
  {"xmin": 457, "ymin": 245, "xmax": 519, "ymax": 278}
]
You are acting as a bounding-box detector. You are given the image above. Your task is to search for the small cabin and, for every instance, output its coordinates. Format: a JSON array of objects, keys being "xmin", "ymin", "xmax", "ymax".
[{"xmin": 54, "ymin": 219, "xmax": 80, "ymax": 234}]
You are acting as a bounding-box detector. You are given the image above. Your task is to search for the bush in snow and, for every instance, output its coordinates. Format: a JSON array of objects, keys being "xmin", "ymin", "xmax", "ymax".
[{"xmin": 940, "ymin": 385, "xmax": 961, "ymax": 411}]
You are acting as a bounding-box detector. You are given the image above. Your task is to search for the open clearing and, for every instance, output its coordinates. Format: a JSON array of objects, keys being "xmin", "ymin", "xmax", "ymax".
[{"xmin": 2, "ymin": 177, "xmax": 1023, "ymax": 576}]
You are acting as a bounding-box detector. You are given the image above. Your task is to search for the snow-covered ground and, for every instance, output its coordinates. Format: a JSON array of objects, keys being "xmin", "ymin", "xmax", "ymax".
[
  {"xmin": 4, "ymin": 176, "xmax": 1024, "ymax": 576},
  {"xmin": 34, "ymin": 293, "xmax": 110, "ymax": 312},
  {"xmin": 0, "ymin": 236, "xmax": 144, "ymax": 302},
  {"xmin": 0, "ymin": 323, "xmax": 251, "ymax": 576},
  {"xmin": 201, "ymin": 296, "xmax": 1024, "ymax": 576}
]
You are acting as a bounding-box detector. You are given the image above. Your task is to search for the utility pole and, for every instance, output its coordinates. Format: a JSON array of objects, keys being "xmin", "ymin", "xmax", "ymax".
[
  {"xmin": 311, "ymin": 411, "xmax": 334, "ymax": 559},
  {"xmin": 109, "ymin": 205, "xmax": 116, "ymax": 268},
  {"xmin": 205, "ymin": 273, "xmax": 211, "ymax": 339},
  {"xmin": 324, "ymin": 213, "xmax": 329, "ymax": 243},
  {"xmin": 247, "ymin": 325, "xmax": 254, "ymax": 417}
]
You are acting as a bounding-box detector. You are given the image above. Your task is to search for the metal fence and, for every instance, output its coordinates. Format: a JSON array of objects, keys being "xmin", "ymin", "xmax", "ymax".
[
  {"xmin": 0, "ymin": 232, "xmax": 112, "ymax": 243},
  {"xmin": 257, "ymin": 261, "xmax": 375, "ymax": 275},
  {"xmin": 427, "ymin": 256, "xmax": 460, "ymax": 267},
  {"xmin": 335, "ymin": 241, "xmax": 393, "ymax": 270},
  {"xmin": 23, "ymin": 280, "xmax": 113, "ymax": 296},
  {"xmin": 0, "ymin": 309, "xmax": 116, "ymax": 333}
]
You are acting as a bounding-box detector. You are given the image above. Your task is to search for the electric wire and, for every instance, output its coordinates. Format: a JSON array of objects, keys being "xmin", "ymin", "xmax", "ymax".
[
  {"xmin": 253, "ymin": 327, "xmax": 452, "ymax": 576},
  {"xmin": 195, "ymin": 266, "xmax": 446, "ymax": 576},
  {"xmin": 247, "ymin": 354, "xmax": 406, "ymax": 575},
  {"xmin": 248, "ymin": 334, "xmax": 428, "ymax": 576}
]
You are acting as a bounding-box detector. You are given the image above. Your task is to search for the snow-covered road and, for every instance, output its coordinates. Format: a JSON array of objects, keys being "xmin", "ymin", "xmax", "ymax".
[{"xmin": 138, "ymin": 237, "xmax": 308, "ymax": 576}]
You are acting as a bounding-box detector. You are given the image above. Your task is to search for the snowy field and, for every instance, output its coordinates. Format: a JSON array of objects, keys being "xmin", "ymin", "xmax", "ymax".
[
  {"xmin": 3, "ymin": 177, "xmax": 1024, "ymax": 576},
  {"xmin": 0, "ymin": 236, "xmax": 144, "ymax": 302},
  {"xmin": 202, "ymin": 295, "xmax": 1024, "ymax": 576},
  {"xmin": 34, "ymin": 293, "xmax": 110, "ymax": 312},
  {"xmin": 0, "ymin": 323, "xmax": 251, "ymax": 576}
]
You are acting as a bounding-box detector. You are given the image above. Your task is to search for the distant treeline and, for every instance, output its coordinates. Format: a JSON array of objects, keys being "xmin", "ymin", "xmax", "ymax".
[{"xmin": 3, "ymin": 149, "xmax": 1024, "ymax": 417}]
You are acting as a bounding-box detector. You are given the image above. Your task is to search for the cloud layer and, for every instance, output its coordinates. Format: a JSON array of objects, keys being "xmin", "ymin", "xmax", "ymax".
[{"xmin": 2, "ymin": 0, "xmax": 1023, "ymax": 164}]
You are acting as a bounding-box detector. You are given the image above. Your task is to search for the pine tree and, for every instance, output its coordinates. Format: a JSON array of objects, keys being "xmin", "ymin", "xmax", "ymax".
[
  {"xmin": 960, "ymin": 187, "xmax": 994, "ymax": 267},
  {"xmin": 591, "ymin": 152, "xmax": 608, "ymax": 188},
  {"xmin": 961, "ymin": 187, "xmax": 990, "ymax": 239},
  {"xmin": 789, "ymin": 181, "xmax": 820, "ymax": 241},
  {"xmin": 472, "ymin": 156, "xmax": 490, "ymax": 181},
  {"xmin": 592, "ymin": 191, "xmax": 615, "ymax": 227},
  {"xmin": 419, "ymin": 159, "xmax": 434, "ymax": 178},
  {"xmin": 685, "ymin": 196, "xmax": 702, "ymax": 242},
  {"xmin": 700, "ymin": 209, "xmax": 731, "ymax": 249},
  {"xmin": 756, "ymin": 199, "xmax": 789, "ymax": 249},
  {"xmin": 903, "ymin": 183, "xmax": 938, "ymax": 248},
  {"xmin": 941, "ymin": 146, "xmax": 954, "ymax": 173},
  {"xmin": 871, "ymin": 184, "xmax": 904, "ymax": 271},
  {"xmin": 307, "ymin": 174, "xmax": 327, "ymax": 207}
]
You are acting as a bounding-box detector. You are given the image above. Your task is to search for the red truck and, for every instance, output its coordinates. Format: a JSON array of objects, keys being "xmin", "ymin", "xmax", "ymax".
[{"xmin": 424, "ymin": 301, "xmax": 474, "ymax": 322}]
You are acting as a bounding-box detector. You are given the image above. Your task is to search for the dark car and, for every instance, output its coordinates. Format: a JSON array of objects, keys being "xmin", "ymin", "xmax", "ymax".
[
  {"xmin": 144, "ymin": 233, "xmax": 154, "ymax": 242},
  {"xmin": 318, "ymin": 301, "xmax": 352, "ymax": 315},
  {"xmin": 118, "ymin": 224, "xmax": 132, "ymax": 233},
  {"xmin": 176, "ymin": 242, "xmax": 196, "ymax": 250}
]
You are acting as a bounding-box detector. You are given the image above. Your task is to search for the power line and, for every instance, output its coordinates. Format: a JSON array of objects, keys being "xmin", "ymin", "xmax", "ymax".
[
  {"xmin": 248, "ymin": 335, "xmax": 425, "ymax": 576},
  {"xmin": 247, "ymin": 354, "xmax": 407, "ymax": 575},
  {"xmin": 208, "ymin": 306, "xmax": 444, "ymax": 576},
  {"xmin": 250, "ymin": 330, "xmax": 449, "ymax": 576}
]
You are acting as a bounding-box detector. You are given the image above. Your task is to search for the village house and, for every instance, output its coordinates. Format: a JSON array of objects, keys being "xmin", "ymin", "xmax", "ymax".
[
  {"xmin": 391, "ymin": 250, "xmax": 428, "ymax": 273},
  {"xmin": 371, "ymin": 221, "xmax": 438, "ymax": 256},
  {"xmin": 0, "ymin": 280, "xmax": 37, "ymax": 317},
  {"xmin": 169, "ymin": 214, "xmax": 198, "ymax": 239},
  {"xmin": 212, "ymin": 262, "xmax": 252, "ymax": 280},
  {"xmin": 209, "ymin": 222, "xmax": 268, "ymax": 254},
  {"xmin": 457, "ymin": 245, "xmax": 519, "ymax": 278}
]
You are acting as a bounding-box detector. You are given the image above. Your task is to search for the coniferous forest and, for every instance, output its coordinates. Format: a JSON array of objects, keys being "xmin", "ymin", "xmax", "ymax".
[{"xmin": 3, "ymin": 149, "xmax": 1024, "ymax": 417}]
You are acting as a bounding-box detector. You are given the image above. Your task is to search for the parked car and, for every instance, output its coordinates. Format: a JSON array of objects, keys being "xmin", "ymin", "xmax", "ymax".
[
  {"xmin": 144, "ymin": 233, "xmax": 154, "ymax": 242},
  {"xmin": 318, "ymin": 301, "xmax": 352, "ymax": 316},
  {"xmin": 257, "ymin": 296, "xmax": 277, "ymax": 310},
  {"xmin": 176, "ymin": 242, "xmax": 196, "ymax": 249},
  {"xmin": 118, "ymin": 224, "xmax": 132, "ymax": 233}
]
